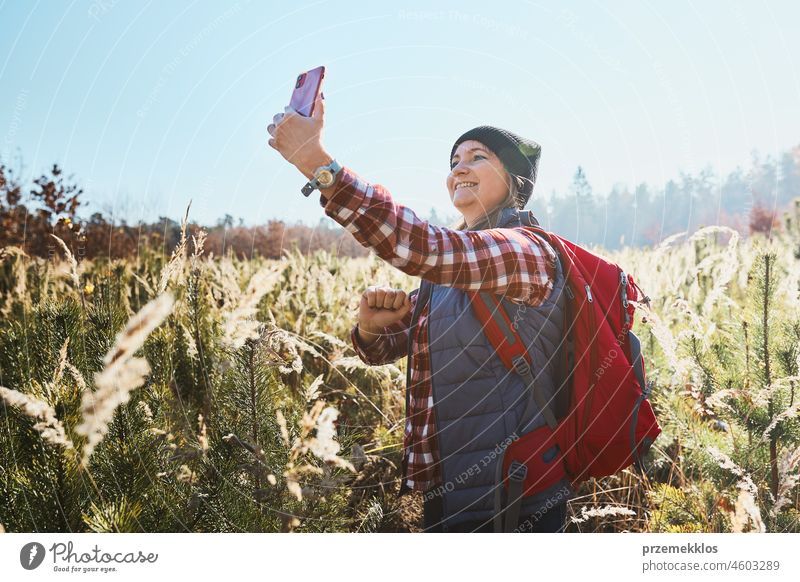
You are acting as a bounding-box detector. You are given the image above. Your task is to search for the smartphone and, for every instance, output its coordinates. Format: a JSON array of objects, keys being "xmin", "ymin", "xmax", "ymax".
[{"xmin": 289, "ymin": 66, "xmax": 325, "ymax": 117}]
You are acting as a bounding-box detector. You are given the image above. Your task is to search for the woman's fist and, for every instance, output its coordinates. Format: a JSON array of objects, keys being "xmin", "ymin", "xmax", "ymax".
[{"xmin": 358, "ymin": 285, "xmax": 412, "ymax": 333}]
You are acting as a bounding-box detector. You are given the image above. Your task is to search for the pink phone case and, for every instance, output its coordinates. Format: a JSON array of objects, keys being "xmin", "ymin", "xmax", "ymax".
[{"xmin": 289, "ymin": 66, "xmax": 325, "ymax": 117}]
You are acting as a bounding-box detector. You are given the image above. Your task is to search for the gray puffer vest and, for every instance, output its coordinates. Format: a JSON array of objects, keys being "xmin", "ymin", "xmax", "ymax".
[{"xmin": 399, "ymin": 206, "xmax": 575, "ymax": 531}]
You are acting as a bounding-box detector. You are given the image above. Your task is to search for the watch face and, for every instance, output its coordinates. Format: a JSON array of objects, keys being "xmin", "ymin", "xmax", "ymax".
[{"xmin": 317, "ymin": 170, "xmax": 334, "ymax": 186}]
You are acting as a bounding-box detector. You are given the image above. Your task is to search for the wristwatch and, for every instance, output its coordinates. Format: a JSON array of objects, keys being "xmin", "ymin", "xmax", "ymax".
[{"xmin": 301, "ymin": 158, "xmax": 342, "ymax": 197}]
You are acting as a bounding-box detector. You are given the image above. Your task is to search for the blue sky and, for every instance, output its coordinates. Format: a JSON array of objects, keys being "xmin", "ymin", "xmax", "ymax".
[{"xmin": 1, "ymin": 0, "xmax": 799, "ymax": 227}]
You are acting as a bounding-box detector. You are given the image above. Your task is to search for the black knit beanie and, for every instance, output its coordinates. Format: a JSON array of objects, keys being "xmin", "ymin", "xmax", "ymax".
[{"xmin": 450, "ymin": 125, "xmax": 541, "ymax": 207}]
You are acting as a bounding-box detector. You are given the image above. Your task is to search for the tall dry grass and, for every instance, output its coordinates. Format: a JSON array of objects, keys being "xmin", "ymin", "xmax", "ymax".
[{"xmin": 1, "ymin": 212, "xmax": 800, "ymax": 533}]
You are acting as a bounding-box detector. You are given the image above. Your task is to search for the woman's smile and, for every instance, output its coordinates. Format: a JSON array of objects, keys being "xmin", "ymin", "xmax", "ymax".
[{"xmin": 455, "ymin": 181, "xmax": 478, "ymax": 191}]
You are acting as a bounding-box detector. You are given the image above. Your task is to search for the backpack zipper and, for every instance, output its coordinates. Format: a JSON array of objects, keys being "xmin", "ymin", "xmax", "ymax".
[{"xmin": 580, "ymin": 279, "xmax": 599, "ymax": 475}]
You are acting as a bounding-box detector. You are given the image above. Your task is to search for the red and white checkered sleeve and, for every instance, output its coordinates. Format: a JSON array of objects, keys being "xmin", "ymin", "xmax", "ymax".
[{"xmin": 320, "ymin": 167, "xmax": 557, "ymax": 307}]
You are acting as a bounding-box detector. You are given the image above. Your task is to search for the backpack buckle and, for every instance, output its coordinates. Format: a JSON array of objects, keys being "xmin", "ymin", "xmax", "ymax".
[
  {"xmin": 643, "ymin": 379, "xmax": 653, "ymax": 398},
  {"xmin": 508, "ymin": 460, "xmax": 528, "ymax": 482},
  {"xmin": 512, "ymin": 356, "xmax": 531, "ymax": 377}
]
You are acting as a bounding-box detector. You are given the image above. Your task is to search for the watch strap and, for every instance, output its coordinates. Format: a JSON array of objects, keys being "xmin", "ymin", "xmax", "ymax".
[{"xmin": 300, "ymin": 158, "xmax": 342, "ymax": 197}]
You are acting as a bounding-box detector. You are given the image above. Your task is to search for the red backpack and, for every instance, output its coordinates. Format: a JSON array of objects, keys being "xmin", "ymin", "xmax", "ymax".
[{"xmin": 469, "ymin": 225, "xmax": 661, "ymax": 532}]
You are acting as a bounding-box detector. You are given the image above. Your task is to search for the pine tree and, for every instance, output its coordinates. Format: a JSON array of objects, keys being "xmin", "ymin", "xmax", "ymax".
[{"xmin": 681, "ymin": 242, "xmax": 800, "ymax": 529}]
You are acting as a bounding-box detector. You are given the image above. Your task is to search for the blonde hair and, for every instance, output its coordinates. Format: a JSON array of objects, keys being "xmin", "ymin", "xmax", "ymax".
[{"xmin": 448, "ymin": 173, "xmax": 524, "ymax": 231}]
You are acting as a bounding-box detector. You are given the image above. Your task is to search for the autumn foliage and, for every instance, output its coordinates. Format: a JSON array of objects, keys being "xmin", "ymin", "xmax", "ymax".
[{"xmin": 0, "ymin": 162, "xmax": 368, "ymax": 262}]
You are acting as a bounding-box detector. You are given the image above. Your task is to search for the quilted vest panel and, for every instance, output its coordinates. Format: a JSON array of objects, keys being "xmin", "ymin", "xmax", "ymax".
[{"xmin": 422, "ymin": 207, "xmax": 576, "ymax": 530}]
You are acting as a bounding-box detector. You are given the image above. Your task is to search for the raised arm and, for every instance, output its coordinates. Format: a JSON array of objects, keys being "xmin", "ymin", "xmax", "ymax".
[{"xmin": 318, "ymin": 167, "xmax": 557, "ymax": 307}]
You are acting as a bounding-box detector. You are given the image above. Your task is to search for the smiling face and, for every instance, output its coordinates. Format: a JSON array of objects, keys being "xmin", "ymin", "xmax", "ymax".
[{"xmin": 447, "ymin": 140, "xmax": 512, "ymax": 227}]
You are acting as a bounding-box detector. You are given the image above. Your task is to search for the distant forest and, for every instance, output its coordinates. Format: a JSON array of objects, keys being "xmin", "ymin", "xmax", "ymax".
[
  {"xmin": 428, "ymin": 144, "xmax": 800, "ymax": 249},
  {"xmin": 2, "ymin": 143, "xmax": 799, "ymax": 260}
]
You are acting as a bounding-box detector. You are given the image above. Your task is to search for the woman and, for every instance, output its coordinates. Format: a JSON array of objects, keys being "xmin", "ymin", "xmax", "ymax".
[{"xmin": 268, "ymin": 94, "xmax": 574, "ymax": 533}]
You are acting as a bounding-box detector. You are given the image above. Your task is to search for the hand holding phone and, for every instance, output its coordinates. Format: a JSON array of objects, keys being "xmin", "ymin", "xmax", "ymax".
[{"xmin": 266, "ymin": 66, "xmax": 332, "ymax": 177}]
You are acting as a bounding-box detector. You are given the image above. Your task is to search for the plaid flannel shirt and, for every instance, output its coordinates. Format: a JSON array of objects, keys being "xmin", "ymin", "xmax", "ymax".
[{"xmin": 317, "ymin": 165, "xmax": 558, "ymax": 492}]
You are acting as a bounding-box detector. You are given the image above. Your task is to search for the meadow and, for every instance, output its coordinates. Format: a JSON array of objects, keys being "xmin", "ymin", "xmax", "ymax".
[{"xmin": 2, "ymin": 203, "xmax": 800, "ymax": 533}]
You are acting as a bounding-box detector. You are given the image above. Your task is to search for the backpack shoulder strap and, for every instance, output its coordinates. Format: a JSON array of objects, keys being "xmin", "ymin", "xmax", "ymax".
[
  {"xmin": 470, "ymin": 292, "xmax": 558, "ymax": 431},
  {"xmin": 471, "ymin": 287, "xmax": 561, "ymax": 533}
]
